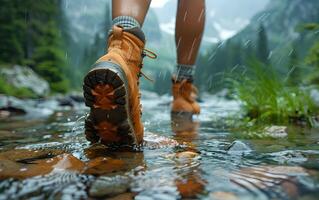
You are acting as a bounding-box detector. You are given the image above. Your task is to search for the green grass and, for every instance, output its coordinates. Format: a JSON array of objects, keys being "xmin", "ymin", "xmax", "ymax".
[
  {"xmin": 229, "ymin": 59, "xmax": 317, "ymax": 126},
  {"xmin": 0, "ymin": 76, "xmax": 37, "ymax": 98}
]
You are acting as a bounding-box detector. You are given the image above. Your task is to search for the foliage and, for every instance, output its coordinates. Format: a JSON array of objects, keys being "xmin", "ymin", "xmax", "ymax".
[
  {"xmin": 306, "ymin": 42, "xmax": 319, "ymax": 69},
  {"xmin": 286, "ymin": 47, "xmax": 302, "ymax": 86},
  {"xmin": 195, "ymin": 0, "xmax": 319, "ymax": 94},
  {"xmin": 79, "ymin": 2, "xmax": 111, "ymax": 79},
  {"xmin": 256, "ymin": 24, "xmax": 269, "ymax": 64},
  {"xmin": 230, "ymin": 59, "xmax": 317, "ymax": 126},
  {"xmin": 302, "ymin": 23, "xmax": 319, "ymax": 85},
  {"xmin": 0, "ymin": 0, "xmax": 69, "ymax": 93},
  {"xmin": 0, "ymin": 77, "xmax": 36, "ymax": 98},
  {"xmin": 298, "ymin": 23, "xmax": 319, "ymax": 32},
  {"xmin": 194, "ymin": 39, "xmax": 254, "ymax": 93}
]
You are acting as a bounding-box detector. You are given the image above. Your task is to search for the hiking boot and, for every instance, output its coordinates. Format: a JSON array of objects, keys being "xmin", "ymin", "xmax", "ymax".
[
  {"xmin": 83, "ymin": 26, "xmax": 154, "ymax": 147},
  {"xmin": 171, "ymin": 77, "xmax": 200, "ymax": 119}
]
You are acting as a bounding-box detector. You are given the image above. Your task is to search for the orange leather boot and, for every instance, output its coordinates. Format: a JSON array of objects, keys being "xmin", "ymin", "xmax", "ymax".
[
  {"xmin": 83, "ymin": 26, "xmax": 154, "ymax": 147},
  {"xmin": 171, "ymin": 77, "xmax": 200, "ymax": 119}
]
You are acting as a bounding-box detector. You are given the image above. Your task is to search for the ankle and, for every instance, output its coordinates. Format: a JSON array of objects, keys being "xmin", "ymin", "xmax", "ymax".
[
  {"xmin": 110, "ymin": 16, "xmax": 145, "ymax": 42},
  {"xmin": 112, "ymin": 16, "xmax": 140, "ymax": 29},
  {"xmin": 174, "ymin": 64, "xmax": 195, "ymax": 82}
]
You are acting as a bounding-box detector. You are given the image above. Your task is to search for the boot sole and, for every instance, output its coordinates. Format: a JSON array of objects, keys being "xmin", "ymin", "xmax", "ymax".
[{"xmin": 83, "ymin": 61, "xmax": 136, "ymax": 146}]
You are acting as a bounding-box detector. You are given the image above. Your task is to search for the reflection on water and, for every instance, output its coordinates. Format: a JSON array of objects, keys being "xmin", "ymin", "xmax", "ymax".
[{"xmin": 0, "ymin": 93, "xmax": 319, "ymax": 199}]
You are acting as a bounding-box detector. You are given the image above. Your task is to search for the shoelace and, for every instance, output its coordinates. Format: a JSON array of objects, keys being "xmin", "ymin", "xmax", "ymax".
[
  {"xmin": 142, "ymin": 48, "xmax": 157, "ymax": 59},
  {"xmin": 139, "ymin": 48, "xmax": 157, "ymax": 82},
  {"xmin": 136, "ymin": 48, "xmax": 157, "ymax": 116}
]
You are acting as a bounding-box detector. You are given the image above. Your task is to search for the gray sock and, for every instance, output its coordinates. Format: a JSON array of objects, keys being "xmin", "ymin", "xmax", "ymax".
[
  {"xmin": 175, "ymin": 64, "xmax": 195, "ymax": 82},
  {"xmin": 112, "ymin": 16, "xmax": 141, "ymax": 29}
]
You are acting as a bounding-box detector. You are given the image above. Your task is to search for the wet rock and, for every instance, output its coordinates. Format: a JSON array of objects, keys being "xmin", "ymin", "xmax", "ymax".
[
  {"xmin": 228, "ymin": 165, "xmax": 308, "ymax": 199},
  {"xmin": 0, "ymin": 150, "xmax": 84, "ymax": 179},
  {"xmin": 52, "ymin": 153, "xmax": 85, "ymax": 172},
  {"xmin": 106, "ymin": 192, "xmax": 134, "ymax": 200},
  {"xmin": 264, "ymin": 126, "xmax": 288, "ymax": 138},
  {"xmin": 309, "ymin": 116, "xmax": 319, "ymax": 128},
  {"xmin": 84, "ymin": 157, "xmax": 126, "ymax": 175},
  {"xmin": 0, "ymin": 65, "xmax": 50, "ymax": 96},
  {"xmin": 209, "ymin": 191, "xmax": 239, "ymax": 200},
  {"xmin": 69, "ymin": 93, "xmax": 85, "ymax": 103},
  {"xmin": 0, "ymin": 96, "xmax": 28, "ymax": 117},
  {"xmin": 166, "ymin": 151, "xmax": 199, "ymax": 163},
  {"xmin": 53, "ymin": 92, "xmax": 86, "ymax": 107},
  {"xmin": 0, "ymin": 95, "xmax": 55, "ymax": 118},
  {"xmin": 267, "ymin": 150, "xmax": 308, "ymax": 164},
  {"xmin": 226, "ymin": 141, "xmax": 252, "ymax": 155},
  {"xmin": 176, "ymin": 175, "xmax": 205, "ymax": 198},
  {"xmin": 0, "ymin": 106, "xmax": 26, "ymax": 117},
  {"xmin": 310, "ymin": 88, "xmax": 319, "ymax": 105},
  {"xmin": 0, "ymin": 149, "xmax": 64, "ymax": 162},
  {"xmin": 57, "ymin": 96, "xmax": 74, "ymax": 107},
  {"xmin": 175, "ymin": 151, "xmax": 199, "ymax": 159},
  {"xmin": 89, "ymin": 176, "xmax": 130, "ymax": 198}
]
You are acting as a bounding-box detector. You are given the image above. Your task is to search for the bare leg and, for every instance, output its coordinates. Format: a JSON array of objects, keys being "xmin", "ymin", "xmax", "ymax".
[
  {"xmin": 171, "ymin": 0, "xmax": 205, "ymax": 116},
  {"xmin": 112, "ymin": 0, "xmax": 151, "ymax": 26},
  {"xmin": 175, "ymin": 0, "xmax": 205, "ymax": 65}
]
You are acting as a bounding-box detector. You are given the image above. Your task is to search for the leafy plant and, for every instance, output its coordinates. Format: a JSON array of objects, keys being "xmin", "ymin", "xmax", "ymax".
[
  {"xmin": 0, "ymin": 0, "xmax": 70, "ymax": 94},
  {"xmin": 230, "ymin": 59, "xmax": 317, "ymax": 126},
  {"xmin": 0, "ymin": 77, "xmax": 37, "ymax": 98}
]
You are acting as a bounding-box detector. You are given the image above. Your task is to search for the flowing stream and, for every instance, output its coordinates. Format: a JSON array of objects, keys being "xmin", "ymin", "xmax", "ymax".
[{"xmin": 0, "ymin": 92, "xmax": 319, "ymax": 199}]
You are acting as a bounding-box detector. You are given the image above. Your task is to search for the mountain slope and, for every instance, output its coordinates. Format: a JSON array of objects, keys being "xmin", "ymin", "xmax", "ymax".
[
  {"xmin": 155, "ymin": 0, "xmax": 269, "ymax": 42},
  {"xmin": 195, "ymin": 0, "xmax": 319, "ymax": 93},
  {"xmin": 234, "ymin": 0, "xmax": 319, "ymax": 46}
]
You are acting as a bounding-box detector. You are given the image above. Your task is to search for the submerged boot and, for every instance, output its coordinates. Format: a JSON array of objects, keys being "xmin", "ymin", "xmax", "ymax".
[
  {"xmin": 83, "ymin": 26, "xmax": 154, "ymax": 146},
  {"xmin": 171, "ymin": 77, "xmax": 200, "ymax": 119}
]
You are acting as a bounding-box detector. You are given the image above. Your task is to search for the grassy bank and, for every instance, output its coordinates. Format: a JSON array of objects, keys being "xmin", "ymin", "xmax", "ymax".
[{"xmin": 230, "ymin": 60, "xmax": 318, "ymax": 127}]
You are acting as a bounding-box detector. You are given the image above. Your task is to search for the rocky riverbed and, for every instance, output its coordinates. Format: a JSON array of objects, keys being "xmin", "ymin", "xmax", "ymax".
[{"xmin": 0, "ymin": 92, "xmax": 319, "ymax": 200}]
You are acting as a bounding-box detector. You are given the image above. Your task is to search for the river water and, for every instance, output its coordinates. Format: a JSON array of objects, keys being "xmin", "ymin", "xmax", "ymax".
[{"xmin": 0, "ymin": 92, "xmax": 319, "ymax": 199}]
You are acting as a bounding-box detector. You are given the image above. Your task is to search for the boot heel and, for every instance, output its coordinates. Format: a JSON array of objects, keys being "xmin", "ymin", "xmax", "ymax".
[{"xmin": 83, "ymin": 61, "xmax": 135, "ymax": 146}]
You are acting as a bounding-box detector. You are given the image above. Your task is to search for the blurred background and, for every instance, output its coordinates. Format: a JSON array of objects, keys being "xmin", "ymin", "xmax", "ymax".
[{"xmin": 0, "ymin": 0, "xmax": 318, "ymax": 97}]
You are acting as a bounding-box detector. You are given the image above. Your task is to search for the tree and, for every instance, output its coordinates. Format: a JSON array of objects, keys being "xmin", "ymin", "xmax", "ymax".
[
  {"xmin": 0, "ymin": 0, "xmax": 69, "ymax": 93},
  {"xmin": 256, "ymin": 24, "xmax": 270, "ymax": 64},
  {"xmin": 0, "ymin": 0, "xmax": 25, "ymax": 64},
  {"xmin": 287, "ymin": 48, "xmax": 300, "ymax": 86},
  {"xmin": 80, "ymin": 2, "xmax": 112, "ymax": 74}
]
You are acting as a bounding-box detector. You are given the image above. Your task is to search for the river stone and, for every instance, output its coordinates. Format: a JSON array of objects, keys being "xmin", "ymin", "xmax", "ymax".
[
  {"xmin": 267, "ymin": 150, "xmax": 308, "ymax": 164},
  {"xmin": 226, "ymin": 141, "xmax": 252, "ymax": 155},
  {"xmin": 0, "ymin": 95, "xmax": 58, "ymax": 118},
  {"xmin": 175, "ymin": 151, "xmax": 198, "ymax": 159},
  {"xmin": 166, "ymin": 151, "xmax": 199, "ymax": 163},
  {"xmin": 68, "ymin": 92, "xmax": 85, "ymax": 103},
  {"xmin": 107, "ymin": 193, "xmax": 134, "ymax": 200},
  {"xmin": 89, "ymin": 176, "xmax": 130, "ymax": 197},
  {"xmin": 310, "ymin": 88, "xmax": 319, "ymax": 105},
  {"xmin": 0, "ymin": 65, "xmax": 50, "ymax": 96},
  {"xmin": 176, "ymin": 176, "xmax": 205, "ymax": 198},
  {"xmin": 209, "ymin": 191, "xmax": 239, "ymax": 200},
  {"xmin": 0, "ymin": 95, "xmax": 28, "ymax": 110},
  {"xmin": 264, "ymin": 126, "xmax": 288, "ymax": 138}
]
